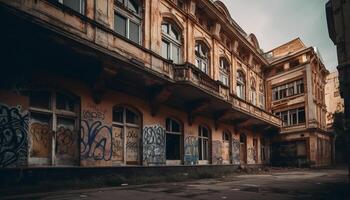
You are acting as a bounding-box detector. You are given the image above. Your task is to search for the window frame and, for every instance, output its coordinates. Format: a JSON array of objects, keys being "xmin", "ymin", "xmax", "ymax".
[
  {"xmin": 236, "ymin": 70, "xmax": 246, "ymax": 100},
  {"xmin": 198, "ymin": 125, "xmax": 210, "ymax": 161},
  {"xmin": 272, "ymin": 79, "xmax": 305, "ymax": 101},
  {"xmin": 112, "ymin": 106, "xmax": 141, "ymax": 165},
  {"xmin": 114, "ymin": 0, "xmax": 142, "ymax": 44},
  {"xmin": 56, "ymin": 0, "xmax": 86, "ymax": 15},
  {"xmin": 28, "ymin": 89, "xmax": 79, "ymax": 165},
  {"xmin": 161, "ymin": 22, "xmax": 182, "ymax": 64},
  {"xmin": 274, "ymin": 107, "xmax": 306, "ymax": 127},
  {"xmin": 165, "ymin": 118, "xmax": 182, "ymax": 161},
  {"xmin": 219, "ymin": 57, "xmax": 230, "ymax": 86},
  {"xmin": 195, "ymin": 42, "xmax": 210, "ymax": 74}
]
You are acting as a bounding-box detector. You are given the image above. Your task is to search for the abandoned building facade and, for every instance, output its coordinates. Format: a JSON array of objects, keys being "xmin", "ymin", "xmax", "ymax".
[{"xmin": 0, "ymin": 0, "xmax": 332, "ymax": 168}]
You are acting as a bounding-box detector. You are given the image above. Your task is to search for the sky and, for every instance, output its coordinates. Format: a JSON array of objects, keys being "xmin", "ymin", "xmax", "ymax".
[{"xmin": 220, "ymin": 0, "xmax": 338, "ymax": 72}]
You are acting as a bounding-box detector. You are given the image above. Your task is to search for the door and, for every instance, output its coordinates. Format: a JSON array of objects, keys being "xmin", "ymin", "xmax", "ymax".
[
  {"xmin": 240, "ymin": 133, "xmax": 247, "ymax": 164},
  {"xmin": 112, "ymin": 106, "xmax": 141, "ymax": 165},
  {"xmin": 222, "ymin": 131, "xmax": 231, "ymax": 164}
]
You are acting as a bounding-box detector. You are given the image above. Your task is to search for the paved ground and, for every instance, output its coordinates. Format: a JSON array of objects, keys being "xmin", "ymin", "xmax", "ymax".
[{"xmin": 2, "ymin": 168, "xmax": 349, "ymax": 200}]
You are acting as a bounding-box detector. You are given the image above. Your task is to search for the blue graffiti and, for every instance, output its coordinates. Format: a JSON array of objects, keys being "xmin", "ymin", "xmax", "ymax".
[
  {"xmin": 81, "ymin": 120, "xmax": 112, "ymax": 161},
  {"xmin": 184, "ymin": 136, "xmax": 199, "ymax": 165},
  {"xmin": 0, "ymin": 104, "xmax": 28, "ymax": 168}
]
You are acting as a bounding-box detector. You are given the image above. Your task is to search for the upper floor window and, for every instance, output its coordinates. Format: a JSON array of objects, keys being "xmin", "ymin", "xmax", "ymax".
[
  {"xmin": 161, "ymin": 22, "xmax": 181, "ymax": 64},
  {"xmin": 114, "ymin": 0, "xmax": 142, "ymax": 44},
  {"xmin": 259, "ymin": 94, "xmax": 265, "ymax": 109},
  {"xmin": 236, "ymin": 70, "xmax": 245, "ymax": 99},
  {"xmin": 195, "ymin": 42, "xmax": 210, "ymax": 74},
  {"xmin": 250, "ymin": 78, "xmax": 257, "ymax": 105},
  {"xmin": 56, "ymin": 0, "xmax": 85, "ymax": 14},
  {"xmin": 275, "ymin": 107, "xmax": 305, "ymax": 127},
  {"xmin": 219, "ymin": 57, "xmax": 230, "ymax": 86},
  {"xmin": 272, "ymin": 79, "xmax": 304, "ymax": 101}
]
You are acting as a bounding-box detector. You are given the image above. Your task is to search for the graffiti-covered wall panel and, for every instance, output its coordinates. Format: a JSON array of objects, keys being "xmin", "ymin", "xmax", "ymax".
[
  {"xmin": 0, "ymin": 104, "xmax": 29, "ymax": 168},
  {"xmin": 143, "ymin": 125, "xmax": 166, "ymax": 166},
  {"xmin": 212, "ymin": 140, "xmax": 223, "ymax": 165},
  {"xmin": 184, "ymin": 136, "xmax": 199, "ymax": 165},
  {"xmin": 80, "ymin": 104, "xmax": 112, "ymax": 166},
  {"xmin": 232, "ymin": 138, "xmax": 240, "ymax": 165}
]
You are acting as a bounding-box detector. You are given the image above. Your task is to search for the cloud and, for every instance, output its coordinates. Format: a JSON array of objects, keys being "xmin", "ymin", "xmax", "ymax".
[{"xmin": 220, "ymin": 0, "xmax": 338, "ymax": 71}]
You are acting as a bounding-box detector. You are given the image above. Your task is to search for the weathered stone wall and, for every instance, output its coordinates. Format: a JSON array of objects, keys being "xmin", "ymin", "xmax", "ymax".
[{"xmin": 0, "ymin": 76, "xmax": 267, "ymax": 168}]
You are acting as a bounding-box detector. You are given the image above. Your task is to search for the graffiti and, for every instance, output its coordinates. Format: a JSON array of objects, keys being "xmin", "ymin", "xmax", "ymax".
[
  {"xmin": 143, "ymin": 125, "xmax": 166, "ymax": 166},
  {"xmin": 112, "ymin": 126, "xmax": 123, "ymax": 161},
  {"xmin": 29, "ymin": 122, "xmax": 52, "ymax": 157},
  {"xmin": 248, "ymin": 147, "xmax": 257, "ymax": 164},
  {"xmin": 0, "ymin": 104, "xmax": 29, "ymax": 168},
  {"xmin": 82, "ymin": 105, "xmax": 106, "ymax": 121},
  {"xmin": 232, "ymin": 139, "xmax": 240, "ymax": 165},
  {"xmin": 126, "ymin": 129, "xmax": 138, "ymax": 152},
  {"xmin": 126, "ymin": 127, "xmax": 139, "ymax": 162},
  {"xmin": 81, "ymin": 120, "xmax": 112, "ymax": 161},
  {"xmin": 56, "ymin": 126, "xmax": 76, "ymax": 155},
  {"xmin": 184, "ymin": 136, "xmax": 198, "ymax": 165},
  {"xmin": 212, "ymin": 140, "xmax": 223, "ymax": 165}
]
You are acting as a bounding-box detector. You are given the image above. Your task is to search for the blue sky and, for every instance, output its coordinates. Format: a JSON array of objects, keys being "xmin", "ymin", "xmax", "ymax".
[{"xmin": 220, "ymin": 0, "xmax": 337, "ymax": 72}]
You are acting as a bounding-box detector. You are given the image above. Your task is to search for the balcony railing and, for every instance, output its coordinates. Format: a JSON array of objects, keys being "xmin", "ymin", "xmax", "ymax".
[
  {"xmin": 174, "ymin": 64, "xmax": 282, "ymax": 127},
  {"xmin": 174, "ymin": 64, "xmax": 220, "ymax": 96},
  {"xmin": 230, "ymin": 95, "xmax": 282, "ymax": 127}
]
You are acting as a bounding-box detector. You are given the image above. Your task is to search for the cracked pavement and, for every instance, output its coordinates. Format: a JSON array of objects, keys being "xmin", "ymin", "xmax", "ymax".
[{"xmin": 2, "ymin": 168, "xmax": 349, "ymax": 200}]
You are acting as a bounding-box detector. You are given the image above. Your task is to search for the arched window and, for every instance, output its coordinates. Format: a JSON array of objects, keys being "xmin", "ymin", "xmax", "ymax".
[
  {"xmin": 198, "ymin": 125, "xmax": 210, "ymax": 161},
  {"xmin": 195, "ymin": 41, "xmax": 210, "ymax": 74},
  {"xmin": 236, "ymin": 70, "xmax": 245, "ymax": 99},
  {"xmin": 114, "ymin": 0, "xmax": 142, "ymax": 44},
  {"xmin": 29, "ymin": 90, "xmax": 79, "ymax": 166},
  {"xmin": 161, "ymin": 22, "xmax": 181, "ymax": 64},
  {"xmin": 165, "ymin": 118, "xmax": 182, "ymax": 161},
  {"xmin": 250, "ymin": 78, "xmax": 257, "ymax": 105},
  {"xmin": 219, "ymin": 57, "xmax": 230, "ymax": 86},
  {"xmin": 113, "ymin": 106, "xmax": 141, "ymax": 165}
]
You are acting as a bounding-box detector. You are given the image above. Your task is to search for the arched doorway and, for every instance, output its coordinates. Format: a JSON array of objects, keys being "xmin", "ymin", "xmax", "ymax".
[{"xmin": 112, "ymin": 106, "xmax": 141, "ymax": 165}]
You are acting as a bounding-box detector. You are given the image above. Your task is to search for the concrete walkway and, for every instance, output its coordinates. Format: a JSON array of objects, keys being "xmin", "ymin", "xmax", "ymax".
[{"xmin": 2, "ymin": 168, "xmax": 349, "ymax": 200}]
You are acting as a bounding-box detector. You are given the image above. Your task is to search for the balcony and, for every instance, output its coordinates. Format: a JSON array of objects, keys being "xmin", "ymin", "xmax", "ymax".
[
  {"xmin": 173, "ymin": 64, "xmax": 282, "ymax": 129},
  {"xmin": 173, "ymin": 64, "xmax": 230, "ymax": 101}
]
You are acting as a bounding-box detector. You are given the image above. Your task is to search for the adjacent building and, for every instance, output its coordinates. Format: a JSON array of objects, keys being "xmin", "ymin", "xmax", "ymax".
[
  {"xmin": 325, "ymin": 71, "xmax": 344, "ymax": 129},
  {"xmin": 264, "ymin": 39, "xmax": 331, "ymax": 167},
  {"xmin": 0, "ymin": 0, "xmax": 331, "ymax": 169}
]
